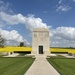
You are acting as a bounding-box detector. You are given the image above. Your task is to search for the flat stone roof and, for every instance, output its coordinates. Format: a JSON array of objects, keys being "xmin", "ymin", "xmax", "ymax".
[{"xmin": 33, "ymin": 28, "xmax": 49, "ymax": 32}]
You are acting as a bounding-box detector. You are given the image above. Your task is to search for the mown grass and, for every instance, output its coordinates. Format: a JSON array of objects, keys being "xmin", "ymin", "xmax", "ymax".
[
  {"xmin": 47, "ymin": 58, "xmax": 75, "ymax": 75},
  {"xmin": 0, "ymin": 57, "xmax": 35, "ymax": 75}
]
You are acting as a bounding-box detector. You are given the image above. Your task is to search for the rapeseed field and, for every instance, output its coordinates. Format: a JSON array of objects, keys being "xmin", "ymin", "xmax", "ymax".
[
  {"xmin": 0, "ymin": 47, "xmax": 75, "ymax": 53},
  {"xmin": 0, "ymin": 47, "xmax": 32, "ymax": 52}
]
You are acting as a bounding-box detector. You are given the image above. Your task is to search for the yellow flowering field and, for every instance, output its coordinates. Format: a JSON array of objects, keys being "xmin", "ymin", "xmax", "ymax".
[
  {"xmin": 50, "ymin": 48, "xmax": 75, "ymax": 53},
  {"xmin": 0, "ymin": 47, "xmax": 75, "ymax": 53},
  {"xmin": 0, "ymin": 47, "xmax": 32, "ymax": 52},
  {"xmin": 50, "ymin": 48, "xmax": 69, "ymax": 52}
]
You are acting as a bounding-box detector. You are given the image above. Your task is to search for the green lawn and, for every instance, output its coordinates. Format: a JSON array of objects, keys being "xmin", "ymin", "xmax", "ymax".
[
  {"xmin": 47, "ymin": 58, "xmax": 75, "ymax": 75},
  {"xmin": 0, "ymin": 57, "xmax": 35, "ymax": 75}
]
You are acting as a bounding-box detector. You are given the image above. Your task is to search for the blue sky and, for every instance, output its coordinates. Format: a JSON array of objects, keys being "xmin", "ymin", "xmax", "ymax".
[
  {"xmin": 2, "ymin": 0, "xmax": 75, "ymax": 28},
  {"xmin": 0, "ymin": 0, "xmax": 75, "ymax": 47}
]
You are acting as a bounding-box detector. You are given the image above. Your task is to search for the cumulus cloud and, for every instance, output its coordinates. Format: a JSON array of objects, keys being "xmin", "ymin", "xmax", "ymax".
[
  {"xmin": 0, "ymin": 12, "xmax": 49, "ymax": 31},
  {"xmin": 50, "ymin": 27, "xmax": 75, "ymax": 47},
  {"xmin": 0, "ymin": 29, "xmax": 23, "ymax": 42},
  {"xmin": 0, "ymin": 1, "xmax": 49, "ymax": 30},
  {"xmin": 24, "ymin": 15, "xmax": 49, "ymax": 30},
  {"xmin": 0, "ymin": 29, "xmax": 30, "ymax": 46}
]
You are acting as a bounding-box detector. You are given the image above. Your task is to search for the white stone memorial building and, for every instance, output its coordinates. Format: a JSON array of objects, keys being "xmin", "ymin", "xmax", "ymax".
[{"xmin": 32, "ymin": 28, "xmax": 50, "ymax": 55}]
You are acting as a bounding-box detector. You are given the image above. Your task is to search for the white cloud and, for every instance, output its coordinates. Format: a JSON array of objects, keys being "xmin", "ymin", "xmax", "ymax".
[
  {"xmin": 0, "ymin": 29, "xmax": 23, "ymax": 42},
  {"xmin": 0, "ymin": 12, "xmax": 49, "ymax": 31},
  {"xmin": 0, "ymin": 1, "xmax": 49, "ymax": 30},
  {"xmin": 50, "ymin": 27, "xmax": 75, "ymax": 47},
  {"xmin": 54, "ymin": 27, "xmax": 75, "ymax": 40},
  {"xmin": 0, "ymin": 1, "xmax": 50, "ymax": 30},
  {"xmin": 0, "ymin": 29, "xmax": 30, "ymax": 46},
  {"xmin": 0, "ymin": 12, "xmax": 24, "ymax": 25},
  {"xmin": 56, "ymin": 5, "xmax": 71, "ymax": 12},
  {"xmin": 24, "ymin": 15, "xmax": 49, "ymax": 31}
]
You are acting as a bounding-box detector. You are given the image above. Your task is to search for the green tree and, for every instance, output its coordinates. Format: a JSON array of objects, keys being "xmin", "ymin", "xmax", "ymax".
[{"xmin": 20, "ymin": 42, "xmax": 24, "ymax": 47}]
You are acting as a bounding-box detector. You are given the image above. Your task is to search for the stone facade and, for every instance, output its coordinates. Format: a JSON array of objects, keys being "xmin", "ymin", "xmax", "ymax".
[{"xmin": 32, "ymin": 28, "xmax": 50, "ymax": 55}]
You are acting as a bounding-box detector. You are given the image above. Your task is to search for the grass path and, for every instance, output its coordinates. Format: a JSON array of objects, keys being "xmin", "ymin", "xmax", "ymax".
[
  {"xmin": 0, "ymin": 57, "xmax": 35, "ymax": 75},
  {"xmin": 47, "ymin": 58, "xmax": 75, "ymax": 75}
]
